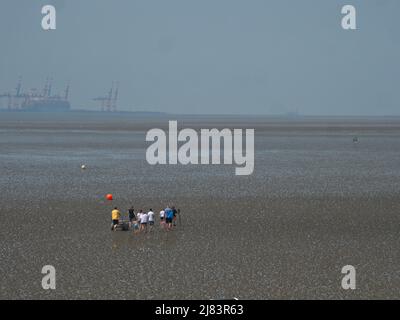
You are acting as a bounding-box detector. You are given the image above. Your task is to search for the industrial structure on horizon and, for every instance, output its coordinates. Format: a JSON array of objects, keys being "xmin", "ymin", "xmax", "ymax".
[
  {"xmin": 93, "ymin": 82, "xmax": 119, "ymax": 112},
  {"xmin": 0, "ymin": 77, "xmax": 71, "ymax": 112},
  {"xmin": 0, "ymin": 78, "xmax": 120, "ymax": 112}
]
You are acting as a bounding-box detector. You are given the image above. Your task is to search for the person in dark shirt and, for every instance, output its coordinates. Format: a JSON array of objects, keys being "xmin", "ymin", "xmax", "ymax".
[
  {"xmin": 128, "ymin": 206, "xmax": 135, "ymax": 228},
  {"xmin": 172, "ymin": 206, "xmax": 178, "ymax": 226}
]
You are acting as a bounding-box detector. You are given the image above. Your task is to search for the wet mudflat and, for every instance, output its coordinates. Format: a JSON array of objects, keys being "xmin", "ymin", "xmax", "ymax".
[{"xmin": 1, "ymin": 112, "xmax": 400, "ymax": 299}]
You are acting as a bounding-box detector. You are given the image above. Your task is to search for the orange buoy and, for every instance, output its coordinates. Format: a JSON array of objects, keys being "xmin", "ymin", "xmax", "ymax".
[{"xmin": 106, "ymin": 194, "xmax": 113, "ymax": 201}]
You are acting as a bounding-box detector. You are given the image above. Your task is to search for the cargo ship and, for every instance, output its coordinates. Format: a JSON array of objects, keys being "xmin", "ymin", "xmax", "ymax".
[{"xmin": 20, "ymin": 94, "xmax": 71, "ymax": 112}]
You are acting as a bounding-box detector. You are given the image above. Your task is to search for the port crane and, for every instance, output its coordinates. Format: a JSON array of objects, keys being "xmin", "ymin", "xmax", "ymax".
[
  {"xmin": 0, "ymin": 77, "xmax": 70, "ymax": 111},
  {"xmin": 93, "ymin": 82, "xmax": 119, "ymax": 112}
]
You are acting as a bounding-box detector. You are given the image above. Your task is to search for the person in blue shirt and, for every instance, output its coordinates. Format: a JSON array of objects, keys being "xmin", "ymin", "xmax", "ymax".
[{"xmin": 165, "ymin": 206, "xmax": 174, "ymax": 230}]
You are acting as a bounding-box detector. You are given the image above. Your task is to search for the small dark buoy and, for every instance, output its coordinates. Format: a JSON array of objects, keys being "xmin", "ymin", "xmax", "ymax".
[{"xmin": 353, "ymin": 136, "xmax": 359, "ymax": 143}]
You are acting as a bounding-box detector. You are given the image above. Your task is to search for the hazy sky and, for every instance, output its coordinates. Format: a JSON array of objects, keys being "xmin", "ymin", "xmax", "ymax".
[{"xmin": 0, "ymin": 0, "xmax": 399, "ymax": 115}]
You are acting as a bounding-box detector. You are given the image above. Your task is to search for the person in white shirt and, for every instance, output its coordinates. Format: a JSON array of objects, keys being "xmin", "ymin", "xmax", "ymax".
[
  {"xmin": 140, "ymin": 210, "xmax": 149, "ymax": 232},
  {"xmin": 148, "ymin": 209, "xmax": 155, "ymax": 227},
  {"xmin": 159, "ymin": 210, "xmax": 165, "ymax": 228},
  {"xmin": 137, "ymin": 210, "xmax": 143, "ymax": 224}
]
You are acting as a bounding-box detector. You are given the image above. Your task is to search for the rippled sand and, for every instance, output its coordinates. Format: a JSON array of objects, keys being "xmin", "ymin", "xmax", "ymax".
[{"xmin": 1, "ymin": 112, "xmax": 400, "ymax": 299}]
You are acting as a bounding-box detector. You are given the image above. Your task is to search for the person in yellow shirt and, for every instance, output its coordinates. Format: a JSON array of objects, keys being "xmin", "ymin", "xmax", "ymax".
[{"xmin": 111, "ymin": 207, "xmax": 121, "ymax": 231}]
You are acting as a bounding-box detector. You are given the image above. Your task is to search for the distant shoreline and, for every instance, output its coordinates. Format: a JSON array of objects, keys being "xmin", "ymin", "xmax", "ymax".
[
  {"xmin": 1, "ymin": 108, "xmax": 400, "ymax": 119},
  {"xmin": 0, "ymin": 109, "xmax": 167, "ymax": 115}
]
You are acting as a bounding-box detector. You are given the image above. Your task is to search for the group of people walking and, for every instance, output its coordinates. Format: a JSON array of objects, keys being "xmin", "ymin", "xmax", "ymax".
[{"xmin": 111, "ymin": 205, "xmax": 179, "ymax": 232}]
